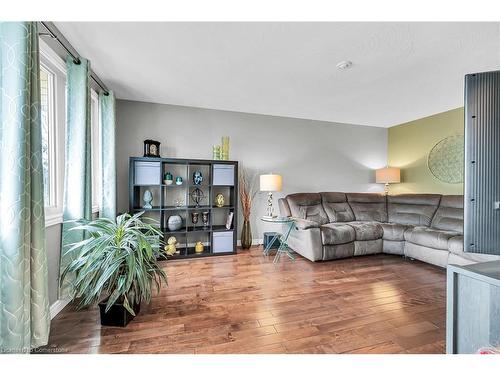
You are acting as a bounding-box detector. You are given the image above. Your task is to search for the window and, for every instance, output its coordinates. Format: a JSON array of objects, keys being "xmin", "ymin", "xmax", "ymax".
[
  {"xmin": 40, "ymin": 66, "xmax": 55, "ymax": 207},
  {"xmin": 39, "ymin": 39, "xmax": 101, "ymax": 223},
  {"xmin": 91, "ymin": 90, "xmax": 101, "ymax": 213},
  {"xmin": 40, "ymin": 39, "xmax": 66, "ymax": 227}
]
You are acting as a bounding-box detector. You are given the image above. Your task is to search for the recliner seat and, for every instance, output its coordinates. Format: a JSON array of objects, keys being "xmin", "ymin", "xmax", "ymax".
[{"xmin": 278, "ymin": 192, "xmax": 500, "ymax": 267}]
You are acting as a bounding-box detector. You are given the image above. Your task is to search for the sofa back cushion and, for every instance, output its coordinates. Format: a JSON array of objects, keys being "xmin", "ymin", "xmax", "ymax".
[
  {"xmin": 388, "ymin": 194, "xmax": 442, "ymax": 226},
  {"xmin": 346, "ymin": 193, "xmax": 387, "ymax": 222},
  {"xmin": 286, "ymin": 193, "xmax": 329, "ymax": 224},
  {"xmin": 431, "ymin": 195, "xmax": 464, "ymax": 233},
  {"xmin": 320, "ymin": 192, "xmax": 355, "ymax": 222}
]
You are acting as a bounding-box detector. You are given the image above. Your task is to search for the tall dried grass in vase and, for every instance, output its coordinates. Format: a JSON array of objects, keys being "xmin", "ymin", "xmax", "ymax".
[{"xmin": 239, "ymin": 168, "xmax": 257, "ymax": 249}]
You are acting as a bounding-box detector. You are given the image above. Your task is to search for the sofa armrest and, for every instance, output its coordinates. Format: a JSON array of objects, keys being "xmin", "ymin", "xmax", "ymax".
[
  {"xmin": 278, "ymin": 198, "xmax": 291, "ymax": 217},
  {"xmin": 291, "ymin": 217, "xmax": 320, "ymax": 230}
]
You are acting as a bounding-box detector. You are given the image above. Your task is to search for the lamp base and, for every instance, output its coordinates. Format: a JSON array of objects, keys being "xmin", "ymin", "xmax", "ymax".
[
  {"xmin": 265, "ymin": 192, "xmax": 276, "ymax": 218},
  {"xmin": 384, "ymin": 183, "xmax": 390, "ymax": 196}
]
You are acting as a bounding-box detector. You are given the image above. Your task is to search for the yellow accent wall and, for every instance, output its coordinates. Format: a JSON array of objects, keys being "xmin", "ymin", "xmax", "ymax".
[{"xmin": 388, "ymin": 107, "xmax": 464, "ymax": 195}]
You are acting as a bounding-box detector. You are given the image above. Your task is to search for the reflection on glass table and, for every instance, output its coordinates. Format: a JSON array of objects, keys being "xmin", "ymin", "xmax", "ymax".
[{"xmin": 260, "ymin": 216, "xmax": 295, "ymax": 263}]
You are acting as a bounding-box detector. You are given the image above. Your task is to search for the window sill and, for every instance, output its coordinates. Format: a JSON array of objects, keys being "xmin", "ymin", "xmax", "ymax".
[
  {"xmin": 44, "ymin": 207, "xmax": 99, "ymax": 227},
  {"xmin": 45, "ymin": 212, "xmax": 63, "ymax": 227}
]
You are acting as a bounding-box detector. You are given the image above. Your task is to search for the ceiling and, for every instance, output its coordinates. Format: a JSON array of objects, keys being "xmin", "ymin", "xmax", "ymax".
[{"xmin": 55, "ymin": 22, "xmax": 500, "ymax": 127}]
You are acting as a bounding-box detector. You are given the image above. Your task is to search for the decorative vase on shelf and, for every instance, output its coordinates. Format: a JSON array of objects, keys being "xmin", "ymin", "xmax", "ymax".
[
  {"xmin": 195, "ymin": 241, "xmax": 204, "ymax": 254},
  {"xmin": 167, "ymin": 215, "xmax": 183, "ymax": 231},
  {"xmin": 193, "ymin": 171, "xmax": 203, "ymax": 185},
  {"xmin": 202, "ymin": 211, "xmax": 210, "ymax": 228},
  {"xmin": 241, "ymin": 220, "xmax": 252, "ymax": 249},
  {"xmin": 191, "ymin": 212, "xmax": 199, "ymax": 225},
  {"xmin": 221, "ymin": 136, "xmax": 230, "ymax": 160},
  {"xmin": 175, "ymin": 176, "xmax": 183, "ymax": 185},
  {"xmin": 164, "ymin": 172, "xmax": 173, "ymax": 185},
  {"xmin": 143, "ymin": 190, "xmax": 153, "ymax": 209},
  {"xmin": 212, "ymin": 145, "xmax": 221, "ymax": 160}
]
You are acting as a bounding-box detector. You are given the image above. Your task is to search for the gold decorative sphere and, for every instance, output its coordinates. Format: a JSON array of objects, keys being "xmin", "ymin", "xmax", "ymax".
[{"xmin": 215, "ymin": 193, "xmax": 225, "ymax": 207}]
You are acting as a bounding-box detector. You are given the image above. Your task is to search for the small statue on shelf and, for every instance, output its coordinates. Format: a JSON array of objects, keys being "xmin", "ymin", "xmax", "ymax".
[
  {"xmin": 143, "ymin": 190, "xmax": 153, "ymax": 209},
  {"xmin": 164, "ymin": 236, "xmax": 178, "ymax": 256}
]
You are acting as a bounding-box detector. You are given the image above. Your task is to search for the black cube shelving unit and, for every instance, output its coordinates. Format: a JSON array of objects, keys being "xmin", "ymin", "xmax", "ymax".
[{"xmin": 129, "ymin": 157, "xmax": 238, "ymax": 259}]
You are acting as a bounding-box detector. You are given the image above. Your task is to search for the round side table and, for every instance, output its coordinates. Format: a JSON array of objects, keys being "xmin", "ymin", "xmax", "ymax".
[{"xmin": 260, "ymin": 216, "xmax": 295, "ymax": 263}]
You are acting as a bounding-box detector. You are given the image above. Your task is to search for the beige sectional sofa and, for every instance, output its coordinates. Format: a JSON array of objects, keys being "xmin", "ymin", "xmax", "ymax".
[{"xmin": 278, "ymin": 192, "xmax": 500, "ymax": 267}]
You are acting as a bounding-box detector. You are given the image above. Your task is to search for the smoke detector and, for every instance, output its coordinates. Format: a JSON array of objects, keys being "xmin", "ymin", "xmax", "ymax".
[{"xmin": 336, "ymin": 60, "xmax": 353, "ymax": 70}]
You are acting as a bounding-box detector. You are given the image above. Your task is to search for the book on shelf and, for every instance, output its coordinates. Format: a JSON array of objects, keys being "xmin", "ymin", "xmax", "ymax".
[{"xmin": 225, "ymin": 212, "xmax": 234, "ymax": 229}]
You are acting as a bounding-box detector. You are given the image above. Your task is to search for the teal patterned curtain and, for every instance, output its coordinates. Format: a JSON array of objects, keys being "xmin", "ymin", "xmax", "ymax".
[
  {"xmin": 99, "ymin": 91, "xmax": 116, "ymax": 219},
  {"xmin": 0, "ymin": 22, "xmax": 50, "ymax": 351},
  {"xmin": 59, "ymin": 57, "xmax": 92, "ymax": 298}
]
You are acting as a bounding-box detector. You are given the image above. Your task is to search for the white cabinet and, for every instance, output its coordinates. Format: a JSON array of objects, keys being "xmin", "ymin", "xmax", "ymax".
[
  {"xmin": 213, "ymin": 164, "xmax": 234, "ymax": 186},
  {"xmin": 213, "ymin": 231, "xmax": 234, "ymax": 253},
  {"xmin": 134, "ymin": 161, "xmax": 161, "ymax": 185}
]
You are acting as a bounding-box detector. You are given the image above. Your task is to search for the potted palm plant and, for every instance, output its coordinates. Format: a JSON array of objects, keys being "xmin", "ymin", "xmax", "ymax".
[{"xmin": 61, "ymin": 212, "xmax": 167, "ymax": 327}]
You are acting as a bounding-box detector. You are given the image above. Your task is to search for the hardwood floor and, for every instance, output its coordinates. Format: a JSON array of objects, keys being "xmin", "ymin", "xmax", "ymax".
[{"xmin": 46, "ymin": 246, "xmax": 446, "ymax": 354}]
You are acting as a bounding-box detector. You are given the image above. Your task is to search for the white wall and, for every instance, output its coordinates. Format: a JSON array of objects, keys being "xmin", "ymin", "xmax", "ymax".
[{"xmin": 116, "ymin": 100, "xmax": 388, "ymax": 240}]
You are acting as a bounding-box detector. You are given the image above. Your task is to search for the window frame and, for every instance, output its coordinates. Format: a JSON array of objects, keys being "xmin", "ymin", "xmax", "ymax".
[
  {"xmin": 40, "ymin": 39, "xmax": 66, "ymax": 227},
  {"xmin": 39, "ymin": 64, "xmax": 56, "ymax": 208}
]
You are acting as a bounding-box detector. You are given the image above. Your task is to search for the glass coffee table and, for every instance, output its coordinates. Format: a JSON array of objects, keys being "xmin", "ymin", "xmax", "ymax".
[{"xmin": 260, "ymin": 216, "xmax": 295, "ymax": 263}]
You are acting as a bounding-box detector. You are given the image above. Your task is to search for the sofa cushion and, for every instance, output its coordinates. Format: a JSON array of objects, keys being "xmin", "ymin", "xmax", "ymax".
[
  {"xmin": 320, "ymin": 223, "xmax": 356, "ymax": 245},
  {"xmin": 346, "ymin": 193, "xmax": 387, "ymax": 222},
  {"xmin": 387, "ymin": 194, "xmax": 441, "ymax": 226},
  {"xmin": 448, "ymin": 235, "xmax": 464, "ymax": 254},
  {"xmin": 320, "ymin": 192, "xmax": 355, "ymax": 222},
  {"xmin": 380, "ymin": 222, "xmax": 410, "ymax": 241},
  {"xmin": 346, "ymin": 221, "xmax": 384, "ymax": 241},
  {"xmin": 286, "ymin": 193, "xmax": 329, "ymax": 225},
  {"xmin": 431, "ymin": 195, "xmax": 464, "ymax": 233},
  {"xmin": 404, "ymin": 226, "xmax": 459, "ymax": 250}
]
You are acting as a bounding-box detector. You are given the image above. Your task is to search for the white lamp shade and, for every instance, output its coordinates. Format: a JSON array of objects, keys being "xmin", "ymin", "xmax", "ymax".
[
  {"xmin": 260, "ymin": 174, "xmax": 283, "ymax": 192},
  {"xmin": 376, "ymin": 167, "xmax": 401, "ymax": 184}
]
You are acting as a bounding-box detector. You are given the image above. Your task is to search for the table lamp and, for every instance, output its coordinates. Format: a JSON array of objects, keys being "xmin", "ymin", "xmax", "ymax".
[
  {"xmin": 260, "ymin": 174, "xmax": 283, "ymax": 218},
  {"xmin": 376, "ymin": 167, "xmax": 401, "ymax": 195}
]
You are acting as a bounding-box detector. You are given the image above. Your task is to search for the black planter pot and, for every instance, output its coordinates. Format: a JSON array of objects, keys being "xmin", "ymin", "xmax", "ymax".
[{"xmin": 98, "ymin": 298, "xmax": 141, "ymax": 327}]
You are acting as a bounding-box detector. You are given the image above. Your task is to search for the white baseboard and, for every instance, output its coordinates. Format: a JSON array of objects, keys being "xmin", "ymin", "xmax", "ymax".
[
  {"xmin": 50, "ymin": 298, "xmax": 71, "ymax": 319},
  {"xmin": 237, "ymin": 238, "xmax": 263, "ymax": 246}
]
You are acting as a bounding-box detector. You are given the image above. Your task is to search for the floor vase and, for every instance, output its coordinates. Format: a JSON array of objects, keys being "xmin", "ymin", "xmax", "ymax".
[{"xmin": 241, "ymin": 220, "xmax": 252, "ymax": 249}]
